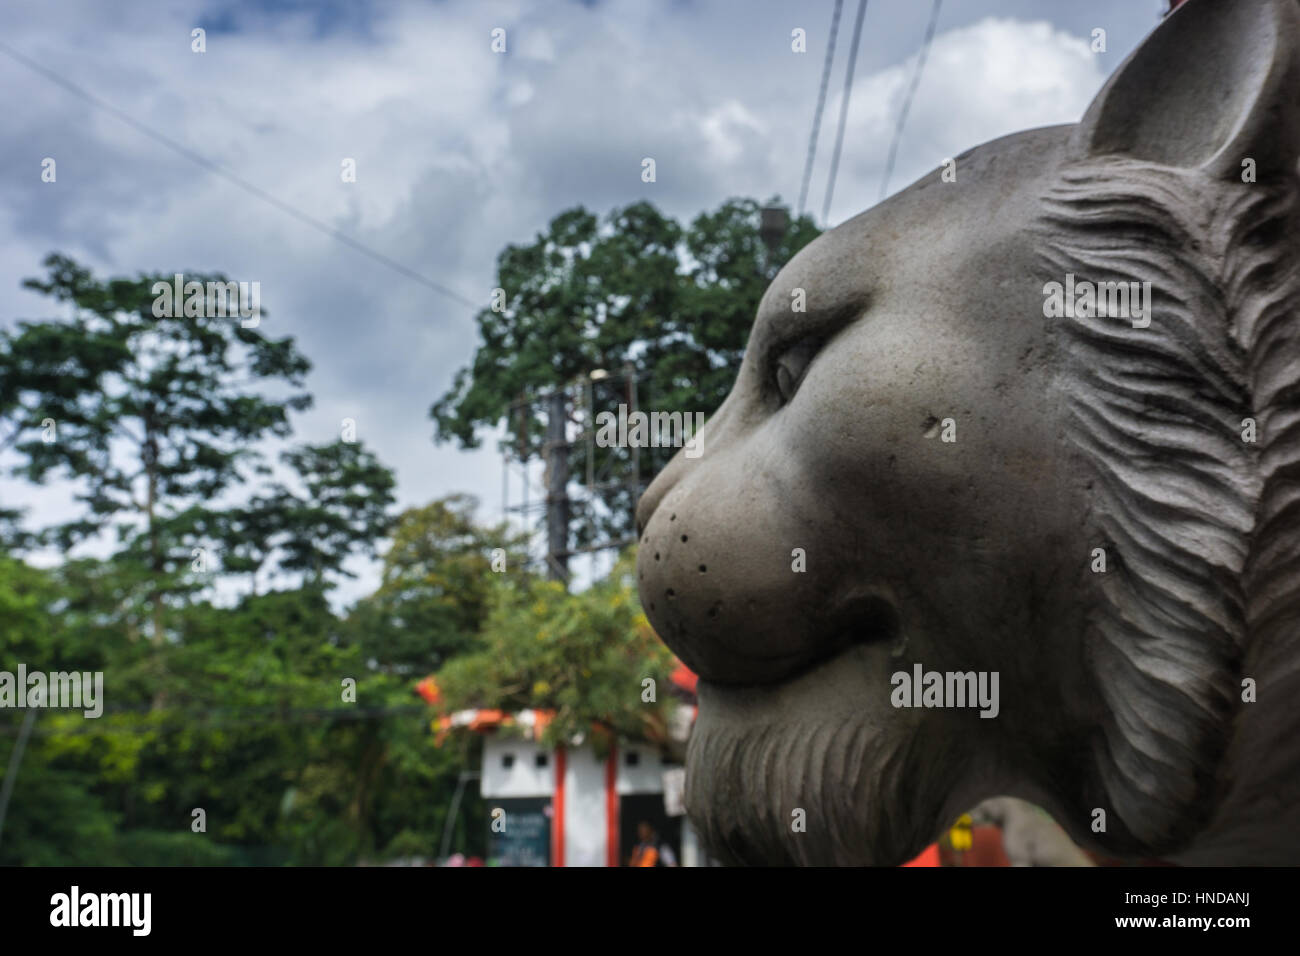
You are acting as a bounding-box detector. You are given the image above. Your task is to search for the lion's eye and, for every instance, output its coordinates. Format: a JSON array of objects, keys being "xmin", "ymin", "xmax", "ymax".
[{"xmin": 773, "ymin": 338, "xmax": 820, "ymax": 405}]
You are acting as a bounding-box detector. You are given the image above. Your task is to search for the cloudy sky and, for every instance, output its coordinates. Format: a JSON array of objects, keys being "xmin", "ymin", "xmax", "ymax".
[{"xmin": 0, "ymin": 0, "xmax": 1171, "ymax": 602}]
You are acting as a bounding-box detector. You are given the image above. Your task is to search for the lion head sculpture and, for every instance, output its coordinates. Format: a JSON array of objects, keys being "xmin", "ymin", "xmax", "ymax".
[{"xmin": 635, "ymin": 0, "xmax": 1300, "ymax": 865}]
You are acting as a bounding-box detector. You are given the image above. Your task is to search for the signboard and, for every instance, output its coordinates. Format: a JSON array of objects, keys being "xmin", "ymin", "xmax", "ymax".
[{"xmin": 488, "ymin": 797, "xmax": 551, "ymax": 867}]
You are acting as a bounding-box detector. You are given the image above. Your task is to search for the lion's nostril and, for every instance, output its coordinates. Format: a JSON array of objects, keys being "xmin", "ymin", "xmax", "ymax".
[
  {"xmin": 655, "ymin": 552, "xmax": 660, "ymax": 561},
  {"xmin": 670, "ymin": 513, "xmax": 676, "ymax": 521},
  {"xmin": 666, "ymin": 588, "xmax": 675, "ymax": 598},
  {"xmin": 681, "ymin": 535, "xmax": 688, "ymax": 543},
  {"xmin": 698, "ymin": 564, "xmax": 707, "ymax": 573}
]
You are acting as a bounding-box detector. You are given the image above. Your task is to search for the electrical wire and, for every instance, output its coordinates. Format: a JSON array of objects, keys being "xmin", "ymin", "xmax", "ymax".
[
  {"xmin": 879, "ymin": 0, "xmax": 944, "ymax": 202},
  {"xmin": 797, "ymin": 0, "xmax": 844, "ymax": 218},
  {"xmin": 0, "ymin": 40, "xmax": 480, "ymax": 311},
  {"xmin": 821, "ymin": 0, "xmax": 870, "ymax": 224}
]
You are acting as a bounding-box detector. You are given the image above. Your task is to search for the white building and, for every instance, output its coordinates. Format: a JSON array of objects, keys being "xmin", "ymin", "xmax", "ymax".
[{"xmin": 443, "ymin": 708, "xmax": 704, "ymax": 866}]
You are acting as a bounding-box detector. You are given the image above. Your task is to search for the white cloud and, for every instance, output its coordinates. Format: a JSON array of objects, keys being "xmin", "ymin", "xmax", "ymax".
[
  {"xmin": 0, "ymin": 1, "xmax": 1143, "ymax": 606},
  {"xmin": 695, "ymin": 100, "xmax": 768, "ymax": 167},
  {"xmin": 819, "ymin": 17, "xmax": 1107, "ymax": 221}
]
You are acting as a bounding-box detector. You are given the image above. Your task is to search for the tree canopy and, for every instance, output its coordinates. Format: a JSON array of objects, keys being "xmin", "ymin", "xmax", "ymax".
[
  {"xmin": 432, "ymin": 550, "xmax": 679, "ymax": 753},
  {"xmin": 431, "ymin": 197, "xmax": 820, "ymax": 545},
  {"xmin": 1, "ymin": 195, "xmax": 786, "ymax": 863}
]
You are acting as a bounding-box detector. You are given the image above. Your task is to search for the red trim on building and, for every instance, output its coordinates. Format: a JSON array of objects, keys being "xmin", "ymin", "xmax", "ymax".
[
  {"xmin": 467, "ymin": 709, "xmax": 505, "ymax": 732},
  {"xmin": 552, "ymin": 746, "xmax": 566, "ymax": 867},
  {"xmin": 669, "ymin": 662, "xmax": 698, "ymax": 696},
  {"xmin": 605, "ymin": 745, "xmax": 620, "ymax": 867}
]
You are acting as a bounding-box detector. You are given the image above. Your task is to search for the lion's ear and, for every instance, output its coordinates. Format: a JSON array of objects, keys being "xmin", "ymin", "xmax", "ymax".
[{"xmin": 1071, "ymin": 0, "xmax": 1300, "ymax": 180}]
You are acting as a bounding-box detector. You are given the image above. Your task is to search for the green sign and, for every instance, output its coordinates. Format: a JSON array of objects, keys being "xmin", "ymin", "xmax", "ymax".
[{"xmin": 489, "ymin": 798, "xmax": 551, "ymax": 867}]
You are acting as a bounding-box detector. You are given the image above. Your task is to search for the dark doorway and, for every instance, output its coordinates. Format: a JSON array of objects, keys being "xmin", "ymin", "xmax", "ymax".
[{"xmin": 619, "ymin": 793, "xmax": 681, "ymax": 866}]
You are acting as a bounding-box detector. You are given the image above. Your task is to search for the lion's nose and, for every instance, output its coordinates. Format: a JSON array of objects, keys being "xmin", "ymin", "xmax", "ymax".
[
  {"xmin": 635, "ymin": 460, "xmax": 682, "ymax": 539},
  {"xmin": 634, "ymin": 475, "xmax": 667, "ymax": 540},
  {"xmin": 636, "ymin": 387, "xmax": 747, "ymax": 537},
  {"xmin": 636, "ymin": 463, "xmax": 900, "ymax": 686}
]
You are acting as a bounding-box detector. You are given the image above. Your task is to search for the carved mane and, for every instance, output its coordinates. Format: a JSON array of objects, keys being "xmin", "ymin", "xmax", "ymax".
[{"xmin": 1036, "ymin": 157, "xmax": 1300, "ymax": 848}]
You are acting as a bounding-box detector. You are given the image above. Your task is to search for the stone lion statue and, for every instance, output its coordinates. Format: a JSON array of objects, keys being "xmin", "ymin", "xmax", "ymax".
[{"xmin": 636, "ymin": 0, "xmax": 1300, "ymax": 865}]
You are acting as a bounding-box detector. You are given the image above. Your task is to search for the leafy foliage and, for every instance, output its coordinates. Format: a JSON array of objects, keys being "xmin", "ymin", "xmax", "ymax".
[
  {"xmin": 431, "ymin": 197, "xmax": 821, "ymax": 544},
  {"xmin": 434, "ymin": 550, "xmax": 678, "ymax": 752},
  {"xmin": 218, "ymin": 439, "xmax": 398, "ymax": 590},
  {"xmin": 2, "ymin": 254, "xmax": 313, "ymax": 641},
  {"xmin": 0, "ymin": 196, "xmax": 773, "ymax": 863},
  {"xmin": 346, "ymin": 494, "xmax": 531, "ymax": 674},
  {"xmin": 0, "ymin": 553, "xmax": 485, "ymax": 866}
]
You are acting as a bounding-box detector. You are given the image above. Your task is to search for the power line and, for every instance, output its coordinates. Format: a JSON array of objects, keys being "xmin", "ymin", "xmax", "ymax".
[
  {"xmin": 797, "ymin": 0, "xmax": 844, "ymax": 218},
  {"xmin": 879, "ymin": 0, "xmax": 944, "ymax": 202},
  {"xmin": 821, "ymin": 0, "xmax": 870, "ymax": 224},
  {"xmin": 0, "ymin": 40, "xmax": 480, "ymax": 311}
]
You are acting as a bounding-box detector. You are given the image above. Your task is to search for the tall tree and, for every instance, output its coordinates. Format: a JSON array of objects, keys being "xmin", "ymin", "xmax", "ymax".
[
  {"xmin": 3, "ymin": 254, "xmax": 312, "ymax": 642},
  {"xmin": 345, "ymin": 494, "xmax": 531, "ymax": 674},
  {"xmin": 0, "ymin": 258, "xmax": 477, "ymax": 867},
  {"xmin": 431, "ymin": 197, "xmax": 820, "ymax": 550},
  {"xmin": 218, "ymin": 439, "xmax": 397, "ymax": 592}
]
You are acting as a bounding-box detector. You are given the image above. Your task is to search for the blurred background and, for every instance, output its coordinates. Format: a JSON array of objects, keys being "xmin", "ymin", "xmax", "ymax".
[{"xmin": 0, "ymin": 0, "xmax": 1176, "ymax": 866}]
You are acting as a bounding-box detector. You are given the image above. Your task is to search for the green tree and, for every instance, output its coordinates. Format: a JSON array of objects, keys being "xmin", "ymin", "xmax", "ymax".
[
  {"xmin": 3, "ymin": 254, "xmax": 312, "ymax": 642},
  {"xmin": 345, "ymin": 494, "xmax": 531, "ymax": 674},
  {"xmin": 433, "ymin": 549, "xmax": 679, "ymax": 751},
  {"xmin": 431, "ymin": 197, "xmax": 820, "ymax": 548},
  {"xmin": 218, "ymin": 439, "xmax": 397, "ymax": 592},
  {"xmin": 1, "ymin": 256, "xmax": 500, "ymax": 867},
  {"xmin": 0, "ymin": 548, "xmax": 482, "ymax": 866}
]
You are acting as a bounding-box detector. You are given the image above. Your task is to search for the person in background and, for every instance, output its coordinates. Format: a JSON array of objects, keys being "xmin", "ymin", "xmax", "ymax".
[{"xmin": 628, "ymin": 821, "xmax": 677, "ymax": 867}]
